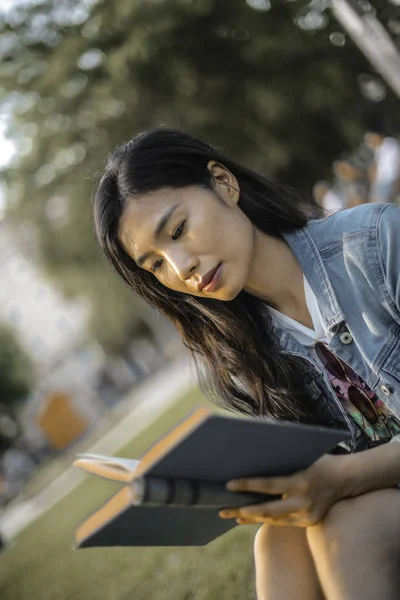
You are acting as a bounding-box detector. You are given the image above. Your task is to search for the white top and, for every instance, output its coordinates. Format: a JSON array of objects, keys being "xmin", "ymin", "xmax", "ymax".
[
  {"xmin": 375, "ymin": 137, "xmax": 400, "ymax": 184},
  {"xmin": 268, "ymin": 275, "xmax": 333, "ymax": 366}
]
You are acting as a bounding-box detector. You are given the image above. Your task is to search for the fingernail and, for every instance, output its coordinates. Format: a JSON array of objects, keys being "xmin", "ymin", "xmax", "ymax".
[{"xmin": 226, "ymin": 481, "xmax": 238, "ymax": 490}]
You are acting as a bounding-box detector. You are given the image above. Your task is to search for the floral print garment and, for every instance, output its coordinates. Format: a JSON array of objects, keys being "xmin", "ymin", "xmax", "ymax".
[{"xmin": 324, "ymin": 360, "xmax": 400, "ymax": 449}]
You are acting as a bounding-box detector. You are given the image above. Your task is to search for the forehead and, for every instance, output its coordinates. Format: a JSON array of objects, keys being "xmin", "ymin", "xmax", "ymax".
[{"xmin": 118, "ymin": 188, "xmax": 178, "ymax": 254}]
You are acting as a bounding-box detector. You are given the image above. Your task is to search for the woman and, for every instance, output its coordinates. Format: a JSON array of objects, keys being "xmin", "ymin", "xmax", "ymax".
[{"xmin": 92, "ymin": 128, "xmax": 400, "ymax": 600}]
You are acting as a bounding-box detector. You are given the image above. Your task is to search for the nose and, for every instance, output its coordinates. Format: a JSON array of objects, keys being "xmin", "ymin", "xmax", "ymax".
[{"xmin": 165, "ymin": 249, "xmax": 198, "ymax": 281}]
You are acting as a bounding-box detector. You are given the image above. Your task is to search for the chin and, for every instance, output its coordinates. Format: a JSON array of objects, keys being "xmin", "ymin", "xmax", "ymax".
[{"xmin": 215, "ymin": 284, "xmax": 243, "ymax": 302}]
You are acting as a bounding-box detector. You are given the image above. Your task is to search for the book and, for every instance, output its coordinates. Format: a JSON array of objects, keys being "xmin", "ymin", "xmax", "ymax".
[
  {"xmin": 74, "ymin": 453, "xmax": 140, "ymax": 482},
  {"xmin": 74, "ymin": 406, "xmax": 349, "ymax": 548}
]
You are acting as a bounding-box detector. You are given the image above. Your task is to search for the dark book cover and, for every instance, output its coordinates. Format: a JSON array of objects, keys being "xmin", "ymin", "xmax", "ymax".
[{"xmin": 74, "ymin": 407, "xmax": 349, "ymax": 548}]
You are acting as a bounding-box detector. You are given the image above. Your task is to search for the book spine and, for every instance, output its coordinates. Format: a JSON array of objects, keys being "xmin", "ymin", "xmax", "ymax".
[{"xmin": 131, "ymin": 476, "xmax": 279, "ymax": 508}]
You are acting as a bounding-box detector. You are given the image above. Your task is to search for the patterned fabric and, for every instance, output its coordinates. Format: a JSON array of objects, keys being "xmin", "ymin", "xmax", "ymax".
[{"xmin": 324, "ymin": 358, "xmax": 400, "ymax": 449}]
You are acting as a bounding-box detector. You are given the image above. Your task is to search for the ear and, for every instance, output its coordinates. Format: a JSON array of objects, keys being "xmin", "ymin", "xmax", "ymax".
[{"xmin": 207, "ymin": 160, "xmax": 240, "ymax": 207}]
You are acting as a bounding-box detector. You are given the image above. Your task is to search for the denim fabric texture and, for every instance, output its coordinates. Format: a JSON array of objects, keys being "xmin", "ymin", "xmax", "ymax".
[{"xmin": 274, "ymin": 203, "xmax": 400, "ymax": 453}]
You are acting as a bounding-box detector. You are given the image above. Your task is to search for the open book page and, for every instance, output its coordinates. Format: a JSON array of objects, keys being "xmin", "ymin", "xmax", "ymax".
[{"xmin": 73, "ymin": 454, "xmax": 140, "ymax": 482}]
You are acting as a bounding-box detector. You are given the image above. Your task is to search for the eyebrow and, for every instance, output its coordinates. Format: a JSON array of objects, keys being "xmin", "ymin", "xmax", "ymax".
[{"xmin": 137, "ymin": 202, "xmax": 180, "ymax": 267}]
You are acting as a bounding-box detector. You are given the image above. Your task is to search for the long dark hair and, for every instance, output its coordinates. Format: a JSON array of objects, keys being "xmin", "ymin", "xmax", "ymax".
[{"xmin": 92, "ymin": 127, "xmax": 334, "ymax": 426}]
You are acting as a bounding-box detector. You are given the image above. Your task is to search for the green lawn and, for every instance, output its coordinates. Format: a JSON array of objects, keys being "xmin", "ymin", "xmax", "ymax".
[{"xmin": 0, "ymin": 387, "xmax": 257, "ymax": 600}]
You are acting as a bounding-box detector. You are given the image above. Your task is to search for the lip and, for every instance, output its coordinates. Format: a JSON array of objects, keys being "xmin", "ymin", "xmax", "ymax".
[{"xmin": 198, "ymin": 263, "xmax": 223, "ymax": 293}]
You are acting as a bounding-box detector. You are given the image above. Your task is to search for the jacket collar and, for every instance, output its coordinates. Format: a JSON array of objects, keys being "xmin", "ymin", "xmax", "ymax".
[{"xmin": 279, "ymin": 224, "xmax": 346, "ymax": 334}]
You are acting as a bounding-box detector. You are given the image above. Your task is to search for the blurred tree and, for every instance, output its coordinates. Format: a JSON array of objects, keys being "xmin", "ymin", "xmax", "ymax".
[
  {"xmin": 0, "ymin": 322, "xmax": 35, "ymax": 412},
  {"xmin": 0, "ymin": 0, "xmax": 399, "ymax": 352},
  {"xmin": 0, "ymin": 322, "xmax": 35, "ymax": 451}
]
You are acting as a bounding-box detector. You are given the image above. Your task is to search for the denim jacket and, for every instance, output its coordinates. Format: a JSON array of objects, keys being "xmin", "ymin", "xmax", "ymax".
[{"xmin": 276, "ymin": 203, "xmax": 400, "ymax": 453}]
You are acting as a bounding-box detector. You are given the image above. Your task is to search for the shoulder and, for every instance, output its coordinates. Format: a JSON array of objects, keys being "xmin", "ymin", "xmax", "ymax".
[
  {"xmin": 306, "ymin": 203, "xmax": 392, "ymax": 252},
  {"xmin": 375, "ymin": 204, "xmax": 400, "ymax": 266}
]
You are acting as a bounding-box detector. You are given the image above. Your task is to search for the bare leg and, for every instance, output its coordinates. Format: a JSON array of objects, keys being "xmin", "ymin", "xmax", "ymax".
[
  {"xmin": 254, "ymin": 523, "xmax": 325, "ymax": 600},
  {"xmin": 307, "ymin": 489, "xmax": 400, "ymax": 600}
]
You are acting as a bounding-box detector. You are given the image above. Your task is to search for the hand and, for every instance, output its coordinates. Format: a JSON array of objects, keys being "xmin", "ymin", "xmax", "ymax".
[{"xmin": 219, "ymin": 453, "xmax": 350, "ymax": 528}]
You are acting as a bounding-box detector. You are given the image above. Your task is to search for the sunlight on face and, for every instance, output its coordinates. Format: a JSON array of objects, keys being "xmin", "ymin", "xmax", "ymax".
[{"xmin": 117, "ymin": 183, "xmax": 254, "ymax": 301}]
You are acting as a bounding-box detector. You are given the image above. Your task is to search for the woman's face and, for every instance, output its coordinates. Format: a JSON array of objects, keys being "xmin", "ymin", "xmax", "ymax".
[{"xmin": 117, "ymin": 163, "xmax": 255, "ymax": 301}]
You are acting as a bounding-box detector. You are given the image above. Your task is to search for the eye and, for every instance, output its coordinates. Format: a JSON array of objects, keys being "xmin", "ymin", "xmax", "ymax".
[
  {"xmin": 172, "ymin": 220, "xmax": 186, "ymax": 241},
  {"xmin": 151, "ymin": 258, "xmax": 163, "ymax": 273}
]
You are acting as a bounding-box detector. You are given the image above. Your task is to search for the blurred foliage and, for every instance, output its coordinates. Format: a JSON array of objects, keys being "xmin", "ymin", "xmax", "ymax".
[
  {"xmin": 1, "ymin": 0, "xmax": 400, "ymax": 351},
  {"xmin": 0, "ymin": 321, "xmax": 35, "ymax": 450},
  {"xmin": 0, "ymin": 321, "xmax": 35, "ymax": 411}
]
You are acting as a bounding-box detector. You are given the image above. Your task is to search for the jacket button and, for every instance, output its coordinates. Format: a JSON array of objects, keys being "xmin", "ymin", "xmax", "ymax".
[
  {"xmin": 339, "ymin": 331, "xmax": 353, "ymax": 344},
  {"xmin": 380, "ymin": 384, "xmax": 392, "ymax": 396}
]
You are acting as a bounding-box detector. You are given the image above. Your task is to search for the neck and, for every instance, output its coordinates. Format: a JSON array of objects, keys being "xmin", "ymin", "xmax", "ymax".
[{"xmin": 244, "ymin": 226, "xmax": 306, "ymax": 315}]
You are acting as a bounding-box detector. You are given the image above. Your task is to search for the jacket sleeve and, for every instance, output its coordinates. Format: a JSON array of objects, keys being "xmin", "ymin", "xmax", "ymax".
[{"xmin": 377, "ymin": 204, "xmax": 400, "ymax": 314}]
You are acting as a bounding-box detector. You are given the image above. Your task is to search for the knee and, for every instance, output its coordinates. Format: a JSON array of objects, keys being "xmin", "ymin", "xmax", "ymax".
[
  {"xmin": 306, "ymin": 499, "xmax": 354, "ymax": 562},
  {"xmin": 254, "ymin": 522, "xmax": 308, "ymax": 563},
  {"xmin": 253, "ymin": 523, "xmax": 272, "ymax": 560},
  {"xmin": 307, "ymin": 491, "xmax": 399, "ymax": 563}
]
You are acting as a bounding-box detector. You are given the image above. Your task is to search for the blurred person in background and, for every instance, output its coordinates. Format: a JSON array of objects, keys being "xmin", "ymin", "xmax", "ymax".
[
  {"xmin": 332, "ymin": 159, "xmax": 368, "ymax": 208},
  {"xmin": 365, "ymin": 129, "xmax": 400, "ymax": 205},
  {"xmin": 1, "ymin": 446, "xmax": 35, "ymax": 501},
  {"xmin": 312, "ymin": 181, "xmax": 344, "ymax": 216},
  {"xmin": 92, "ymin": 128, "xmax": 400, "ymax": 600}
]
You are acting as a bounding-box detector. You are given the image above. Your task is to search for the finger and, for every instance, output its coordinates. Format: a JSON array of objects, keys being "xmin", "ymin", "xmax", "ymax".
[
  {"xmin": 219, "ymin": 511, "xmax": 234, "ymax": 518},
  {"xmin": 219, "ymin": 501, "xmax": 293, "ymax": 519},
  {"xmin": 235, "ymin": 512, "xmax": 308, "ymax": 528},
  {"xmin": 236, "ymin": 517, "xmax": 262, "ymax": 525},
  {"xmin": 220, "ymin": 509, "xmax": 264, "ymax": 520},
  {"xmin": 238, "ymin": 496, "xmax": 306, "ymax": 519},
  {"xmin": 262, "ymin": 515, "xmax": 302, "ymax": 527},
  {"xmin": 227, "ymin": 476, "xmax": 291, "ymax": 495}
]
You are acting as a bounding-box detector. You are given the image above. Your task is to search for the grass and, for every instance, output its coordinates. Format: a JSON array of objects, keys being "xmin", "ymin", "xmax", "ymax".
[{"xmin": 0, "ymin": 387, "xmax": 257, "ymax": 600}]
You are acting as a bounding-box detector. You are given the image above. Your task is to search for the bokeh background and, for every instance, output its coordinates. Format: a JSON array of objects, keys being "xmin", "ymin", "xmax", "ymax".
[{"xmin": 0, "ymin": 1, "xmax": 400, "ymax": 599}]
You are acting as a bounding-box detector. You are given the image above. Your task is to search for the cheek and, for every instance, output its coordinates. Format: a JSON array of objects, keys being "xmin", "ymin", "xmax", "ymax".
[
  {"xmin": 155, "ymin": 270, "xmax": 190, "ymax": 294},
  {"xmin": 221, "ymin": 216, "xmax": 252, "ymax": 259},
  {"xmin": 161, "ymin": 277, "xmax": 203, "ymax": 299}
]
